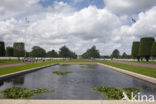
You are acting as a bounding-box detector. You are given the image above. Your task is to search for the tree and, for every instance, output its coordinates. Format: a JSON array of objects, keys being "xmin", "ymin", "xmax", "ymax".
[
  {"xmin": 59, "ymin": 46, "xmax": 77, "ymax": 58},
  {"xmin": 151, "ymin": 42, "xmax": 156, "ymax": 57},
  {"xmin": 6, "ymin": 47, "xmax": 14, "ymax": 56},
  {"xmin": 47, "ymin": 50, "xmax": 58, "ymax": 57},
  {"xmin": 13, "ymin": 42, "xmax": 25, "ymax": 57},
  {"xmin": 30, "ymin": 46, "xmax": 46, "ymax": 57},
  {"xmin": 59, "ymin": 46, "xmax": 70, "ymax": 58},
  {"xmin": 139, "ymin": 37, "xmax": 155, "ymax": 62},
  {"xmin": 111, "ymin": 49, "xmax": 120, "ymax": 59},
  {"xmin": 0, "ymin": 41, "xmax": 5, "ymax": 56},
  {"xmin": 131, "ymin": 42, "xmax": 140, "ymax": 61},
  {"xmin": 82, "ymin": 46, "xmax": 100, "ymax": 58},
  {"xmin": 69, "ymin": 51, "xmax": 77, "ymax": 59},
  {"xmin": 122, "ymin": 52, "xmax": 128, "ymax": 59}
]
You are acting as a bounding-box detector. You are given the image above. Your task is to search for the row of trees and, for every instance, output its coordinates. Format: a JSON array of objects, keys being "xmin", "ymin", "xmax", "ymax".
[
  {"xmin": 0, "ymin": 41, "xmax": 132, "ymax": 59},
  {"xmin": 0, "ymin": 41, "xmax": 77, "ymax": 58},
  {"xmin": 110, "ymin": 49, "xmax": 131, "ymax": 59},
  {"xmin": 82, "ymin": 46, "xmax": 100, "ymax": 58},
  {"xmin": 0, "ymin": 42, "xmax": 25, "ymax": 57},
  {"xmin": 132, "ymin": 37, "xmax": 156, "ymax": 62}
]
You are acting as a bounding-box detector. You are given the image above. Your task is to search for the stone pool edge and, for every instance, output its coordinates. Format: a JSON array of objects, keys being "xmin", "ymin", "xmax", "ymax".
[
  {"xmin": 0, "ymin": 63, "xmax": 59, "ymax": 80},
  {"xmin": 97, "ymin": 63, "xmax": 156, "ymax": 85},
  {"xmin": 0, "ymin": 100, "xmax": 156, "ymax": 104}
]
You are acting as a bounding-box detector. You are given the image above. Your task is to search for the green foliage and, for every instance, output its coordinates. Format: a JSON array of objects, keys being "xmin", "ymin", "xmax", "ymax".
[
  {"xmin": 59, "ymin": 45, "xmax": 77, "ymax": 58},
  {"xmin": 13, "ymin": 42, "xmax": 25, "ymax": 57},
  {"xmin": 82, "ymin": 46, "xmax": 100, "ymax": 58},
  {"xmin": 111, "ymin": 49, "xmax": 120, "ymax": 58},
  {"xmin": 30, "ymin": 46, "xmax": 46, "ymax": 57},
  {"xmin": 47, "ymin": 50, "xmax": 58, "ymax": 57},
  {"xmin": 139, "ymin": 37, "xmax": 155, "ymax": 61},
  {"xmin": 131, "ymin": 42, "xmax": 140, "ymax": 58},
  {"xmin": 122, "ymin": 52, "xmax": 128, "ymax": 59},
  {"xmin": 6, "ymin": 46, "xmax": 14, "ymax": 56},
  {"xmin": 0, "ymin": 87, "xmax": 53, "ymax": 99},
  {"xmin": 99, "ymin": 61, "xmax": 156, "ymax": 78},
  {"xmin": 0, "ymin": 41, "xmax": 5, "ymax": 56},
  {"xmin": 52, "ymin": 71, "xmax": 73, "ymax": 75},
  {"xmin": 92, "ymin": 86, "xmax": 141, "ymax": 100},
  {"xmin": 32, "ymin": 88, "xmax": 54, "ymax": 95},
  {"xmin": 151, "ymin": 42, "xmax": 156, "ymax": 57}
]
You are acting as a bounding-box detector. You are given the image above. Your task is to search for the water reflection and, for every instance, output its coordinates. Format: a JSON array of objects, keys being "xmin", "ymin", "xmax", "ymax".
[
  {"xmin": 0, "ymin": 81, "xmax": 4, "ymax": 86},
  {"xmin": 0, "ymin": 64, "xmax": 155, "ymax": 99},
  {"xmin": 13, "ymin": 76, "xmax": 25, "ymax": 85}
]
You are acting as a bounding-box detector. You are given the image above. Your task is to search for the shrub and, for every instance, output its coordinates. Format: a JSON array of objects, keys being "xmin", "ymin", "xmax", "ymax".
[
  {"xmin": 151, "ymin": 42, "xmax": 156, "ymax": 57},
  {"xmin": 0, "ymin": 41, "xmax": 5, "ymax": 56},
  {"xmin": 13, "ymin": 42, "xmax": 25, "ymax": 57},
  {"xmin": 131, "ymin": 42, "xmax": 140, "ymax": 61},
  {"xmin": 139, "ymin": 37, "xmax": 155, "ymax": 62},
  {"xmin": 6, "ymin": 46, "xmax": 14, "ymax": 56}
]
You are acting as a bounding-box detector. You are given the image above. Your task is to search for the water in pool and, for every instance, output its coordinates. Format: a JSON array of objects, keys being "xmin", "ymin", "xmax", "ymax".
[{"xmin": 0, "ymin": 64, "xmax": 156, "ymax": 99}]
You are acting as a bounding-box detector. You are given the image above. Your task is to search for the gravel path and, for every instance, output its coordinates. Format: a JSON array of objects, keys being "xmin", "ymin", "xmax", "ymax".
[
  {"xmin": 0, "ymin": 63, "xmax": 26, "ymax": 68},
  {"xmin": 112, "ymin": 61, "xmax": 156, "ymax": 69}
]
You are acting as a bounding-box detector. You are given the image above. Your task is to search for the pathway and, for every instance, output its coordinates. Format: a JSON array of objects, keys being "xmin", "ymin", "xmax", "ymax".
[{"xmin": 0, "ymin": 63, "xmax": 26, "ymax": 68}]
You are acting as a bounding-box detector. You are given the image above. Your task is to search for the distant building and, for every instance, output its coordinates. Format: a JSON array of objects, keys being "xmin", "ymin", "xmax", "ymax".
[{"xmin": 77, "ymin": 55, "xmax": 82, "ymax": 59}]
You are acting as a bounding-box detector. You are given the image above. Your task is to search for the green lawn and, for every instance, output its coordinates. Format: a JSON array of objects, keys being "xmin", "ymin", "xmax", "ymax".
[
  {"xmin": 118, "ymin": 60, "xmax": 156, "ymax": 65},
  {"xmin": 0, "ymin": 59, "xmax": 156, "ymax": 79},
  {"xmin": 130, "ymin": 61, "xmax": 156, "ymax": 65},
  {"xmin": 0, "ymin": 59, "xmax": 96, "ymax": 76},
  {"xmin": 0, "ymin": 61, "xmax": 57, "ymax": 76},
  {"xmin": 0, "ymin": 59, "xmax": 22, "ymax": 65},
  {"xmin": 99, "ymin": 61, "xmax": 156, "ymax": 78}
]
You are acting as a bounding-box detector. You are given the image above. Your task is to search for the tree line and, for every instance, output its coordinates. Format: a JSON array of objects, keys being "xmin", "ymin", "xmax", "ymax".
[
  {"xmin": 0, "ymin": 41, "xmax": 102, "ymax": 59},
  {"xmin": 131, "ymin": 37, "xmax": 156, "ymax": 62},
  {"xmin": 0, "ymin": 41, "xmax": 132, "ymax": 59},
  {"xmin": 0, "ymin": 42, "xmax": 77, "ymax": 58}
]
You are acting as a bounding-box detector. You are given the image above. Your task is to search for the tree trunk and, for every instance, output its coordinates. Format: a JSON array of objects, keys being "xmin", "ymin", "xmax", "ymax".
[
  {"xmin": 145, "ymin": 56, "xmax": 149, "ymax": 62},
  {"xmin": 137, "ymin": 57, "xmax": 140, "ymax": 61}
]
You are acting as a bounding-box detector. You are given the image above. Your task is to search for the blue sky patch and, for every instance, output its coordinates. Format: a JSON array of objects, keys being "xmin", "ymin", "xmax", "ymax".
[{"xmin": 39, "ymin": 0, "xmax": 104, "ymax": 10}]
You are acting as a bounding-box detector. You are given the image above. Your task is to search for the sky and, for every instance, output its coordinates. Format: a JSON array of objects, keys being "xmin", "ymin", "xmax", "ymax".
[{"xmin": 0, "ymin": 0, "xmax": 156, "ymax": 55}]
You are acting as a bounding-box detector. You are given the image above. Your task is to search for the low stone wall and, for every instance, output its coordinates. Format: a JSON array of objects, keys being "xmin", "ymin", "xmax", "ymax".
[{"xmin": 0, "ymin": 100, "xmax": 155, "ymax": 104}]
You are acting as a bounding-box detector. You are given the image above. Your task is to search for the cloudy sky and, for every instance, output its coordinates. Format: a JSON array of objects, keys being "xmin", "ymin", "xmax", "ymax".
[{"xmin": 0, "ymin": 0, "xmax": 156, "ymax": 55}]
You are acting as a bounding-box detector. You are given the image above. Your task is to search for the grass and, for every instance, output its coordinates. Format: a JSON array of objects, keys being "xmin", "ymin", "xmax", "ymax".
[
  {"xmin": 0, "ymin": 59, "xmax": 22, "ymax": 65},
  {"xmin": 0, "ymin": 87, "xmax": 54, "ymax": 99},
  {"xmin": 99, "ymin": 61, "xmax": 156, "ymax": 78},
  {"xmin": 0, "ymin": 61, "xmax": 57, "ymax": 76},
  {"xmin": 52, "ymin": 71, "xmax": 73, "ymax": 75},
  {"xmin": 0, "ymin": 59, "xmax": 156, "ymax": 79},
  {"xmin": 130, "ymin": 61, "xmax": 156, "ymax": 65},
  {"xmin": 92, "ymin": 86, "xmax": 141, "ymax": 100},
  {"xmin": 117, "ymin": 60, "xmax": 156, "ymax": 65}
]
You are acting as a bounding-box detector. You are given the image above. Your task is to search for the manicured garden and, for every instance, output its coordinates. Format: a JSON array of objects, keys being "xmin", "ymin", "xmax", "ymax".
[
  {"xmin": 130, "ymin": 61, "xmax": 156, "ymax": 65},
  {"xmin": 0, "ymin": 61, "xmax": 57, "ymax": 76},
  {"xmin": 0, "ymin": 59, "xmax": 156, "ymax": 79},
  {"xmin": 99, "ymin": 61, "xmax": 156, "ymax": 78}
]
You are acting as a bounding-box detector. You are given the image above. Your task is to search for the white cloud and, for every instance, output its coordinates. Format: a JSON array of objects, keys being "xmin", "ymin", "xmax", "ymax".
[
  {"xmin": 0, "ymin": 1, "xmax": 156, "ymax": 55},
  {"xmin": 104, "ymin": 0, "xmax": 156, "ymax": 14},
  {"xmin": 0, "ymin": 0, "xmax": 43, "ymax": 20}
]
